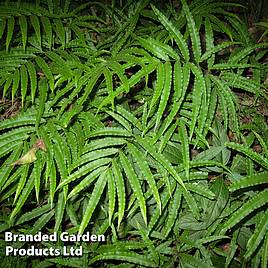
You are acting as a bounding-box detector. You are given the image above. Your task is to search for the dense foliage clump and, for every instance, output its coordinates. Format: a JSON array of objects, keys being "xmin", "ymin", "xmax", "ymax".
[{"xmin": 0, "ymin": 0, "xmax": 267, "ymax": 267}]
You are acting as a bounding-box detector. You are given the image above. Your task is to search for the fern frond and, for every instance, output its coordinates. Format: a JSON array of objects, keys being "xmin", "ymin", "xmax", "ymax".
[
  {"xmin": 221, "ymin": 190, "xmax": 268, "ymax": 233},
  {"xmin": 10, "ymin": 170, "xmax": 35, "ymax": 220},
  {"xmin": 163, "ymin": 185, "xmax": 181, "ymax": 238},
  {"xmin": 119, "ymin": 151, "xmax": 147, "ymax": 226},
  {"xmin": 244, "ymin": 210, "xmax": 268, "ymax": 260},
  {"xmin": 229, "ymin": 172, "xmax": 268, "ymax": 192},
  {"xmin": 155, "ymin": 61, "xmax": 172, "ymax": 130},
  {"xmin": 189, "ymin": 63, "xmax": 205, "ymax": 139},
  {"xmin": 128, "ymin": 143, "xmax": 161, "ymax": 212},
  {"xmin": 137, "ymin": 37, "xmax": 179, "ymax": 61},
  {"xmin": 135, "ymin": 136, "xmax": 186, "ymax": 190},
  {"xmin": 79, "ymin": 170, "xmax": 108, "ymax": 234},
  {"xmin": 112, "ymin": 159, "xmax": 126, "ymax": 229},
  {"xmin": 226, "ymin": 142, "xmax": 268, "ymax": 170},
  {"xmin": 151, "ymin": 5, "xmax": 189, "ymax": 62},
  {"xmin": 181, "ymin": 0, "xmax": 201, "ymax": 63}
]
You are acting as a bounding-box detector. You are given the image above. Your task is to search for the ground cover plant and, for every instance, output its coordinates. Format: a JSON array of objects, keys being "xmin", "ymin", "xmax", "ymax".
[{"xmin": 0, "ymin": 0, "xmax": 267, "ymax": 267}]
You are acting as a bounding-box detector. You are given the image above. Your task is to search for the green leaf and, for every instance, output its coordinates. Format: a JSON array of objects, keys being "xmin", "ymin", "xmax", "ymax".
[
  {"xmin": 33, "ymin": 155, "xmax": 43, "ymax": 203},
  {"xmin": 178, "ymin": 120, "xmax": 190, "ymax": 179},
  {"xmin": 181, "ymin": 0, "xmax": 201, "ymax": 62},
  {"xmin": 225, "ymin": 142, "xmax": 268, "ymax": 169},
  {"xmin": 245, "ymin": 210, "xmax": 268, "ymax": 260},
  {"xmin": 107, "ymin": 169, "xmax": 116, "ymax": 225},
  {"xmin": 18, "ymin": 15, "xmax": 27, "ymax": 50},
  {"xmin": 181, "ymin": 187, "xmax": 200, "ymax": 220},
  {"xmin": 36, "ymin": 78, "xmax": 47, "ymax": 128},
  {"xmin": 128, "ymin": 143, "xmax": 161, "ymax": 212},
  {"xmin": 221, "ymin": 190, "xmax": 268, "ymax": 233},
  {"xmin": 112, "ymin": 159, "xmax": 126, "ymax": 229},
  {"xmin": 189, "ymin": 63, "xmax": 205, "ymax": 139},
  {"xmin": 90, "ymin": 250, "xmax": 157, "ymax": 267},
  {"xmin": 149, "ymin": 62, "xmax": 164, "ymax": 114},
  {"xmin": 136, "ymin": 136, "xmax": 186, "ymax": 190},
  {"xmin": 26, "ymin": 61, "xmax": 37, "ymax": 103},
  {"xmin": 41, "ymin": 16, "xmax": 52, "ymax": 50},
  {"xmin": 186, "ymin": 183, "xmax": 215, "ymax": 199},
  {"xmin": 151, "ymin": 5, "xmax": 189, "ymax": 61},
  {"xmin": 6, "ymin": 17, "xmax": 15, "ymax": 51},
  {"xmin": 30, "ymin": 15, "xmax": 41, "ymax": 48},
  {"xmin": 20, "ymin": 64, "xmax": 28, "ymax": 106},
  {"xmin": 67, "ymin": 166, "xmax": 106, "ymax": 199},
  {"xmin": 30, "ymin": 210, "xmax": 54, "ymax": 235},
  {"xmin": 138, "ymin": 37, "xmax": 178, "ymax": 61},
  {"xmin": 54, "ymin": 191, "xmax": 66, "ymax": 233},
  {"xmin": 163, "ymin": 185, "xmax": 181, "ymax": 238},
  {"xmin": 79, "ymin": 171, "xmax": 107, "ymax": 234},
  {"xmin": 35, "ymin": 57, "xmax": 54, "ymax": 91},
  {"xmin": 179, "ymin": 253, "xmax": 212, "ymax": 268},
  {"xmin": 11, "ymin": 69, "xmax": 20, "ymax": 103},
  {"xmin": 0, "ymin": 18, "xmax": 6, "ymax": 40},
  {"xmin": 155, "ymin": 61, "xmax": 172, "ymax": 129},
  {"xmin": 16, "ymin": 203, "xmax": 52, "ymax": 225},
  {"xmin": 88, "ymin": 127, "xmax": 132, "ymax": 138},
  {"xmin": 53, "ymin": 18, "xmax": 65, "ymax": 47},
  {"xmin": 262, "ymin": 233, "xmax": 268, "ymax": 268},
  {"xmin": 119, "ymin": 151, "xmax": 147, "ymax": 226},
  {"xmin": 58, "ymin": 158, "xmax": 111, "ymax": 188},
  {"xmin": 225, "ymin": 230, "xmax": 239, "ymax": 268},
  {"xmin": 10, "ymin": 171, "xmax": 35, "ymax": 220},
  {"xmin": 229, "ymin": 172, "xmax": 268, "ymax": 192}
]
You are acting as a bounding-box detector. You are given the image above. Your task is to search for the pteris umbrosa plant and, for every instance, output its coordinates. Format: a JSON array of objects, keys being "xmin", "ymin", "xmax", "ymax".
[{"xmin": 0, "ymin": 0, "xmax": 267, "ymax": 267}]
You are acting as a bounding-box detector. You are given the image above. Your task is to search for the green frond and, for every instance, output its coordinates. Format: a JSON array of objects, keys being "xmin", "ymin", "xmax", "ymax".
[
  {"xmin": 262, "ymin": 233, "xmax": 268, "ymax": 268},
  {"xmin": 181, "ymin": 0, "xmax": 201, "ymax": 63},
  {"xmin": 0, "ymin": 145, "xmax": 23, "ymax": 190},
  {"xmin": 0, "ymin": 1, "xmax": 267, "ymax": 266},
  {"xmin": 40, "ymin": 16, "xmax": 52, "ymax": 49},
  {"xmin": 6, "ymin": 17, "xmax": 15, "ymax": 51},
  {"xmin": 16, "ymin": 203, "xmax": 52, "ymax": 225},
  {"xmin": 201, "ymin": 42, "xmax": 237, "ymax": 63},
  {"xmin": 107, "ymin": 169, "xmax": 116, "ymax": 225},
  {"xmin": 89, "ymin": 249, "xmax": 157, "ymax": 267},
  {"xmin": 137, "ymin": 37, "xmax": 179, "ymax": 61},
  {"xmin": 189, "ymin": 63, "xmax": 205, "ymax": 139},
  {"xmin": 112, "ymin": 159, "xmax": 126, "ymax": 229},
  {"xmin": 119, "ymin": 151, "xmax": 147, "ymax": 226},
  {"xmin": 35, "ymin": 56, "xmax": 54, "ymax": 91},
  {"xmin": 82, "ymin": 137, "xmax": 126, "ymax": 154},
  {"xmin": 178, "ymin": 120, "xmax": 190, "ymax": 179},
  {"xmin": 229, "ymin": 172, "xmax": 268, "ymax": 192},
  {"xmin": 116, "ymin": 106, "xmax": 143, "ymax": 131},
  {"xmin": 88, "ymin": 127, "xmax": 132, "ymax": 138},
  {"xmin": 58, "ymin": 158, "xmax": 111, "ymax": 189},
  {"xmin": 221, "ymin": 190, "xmax": 268, "ymax": 233},
  {"xmin": 163, "ymin": 185, "xmax": 181, "ymax": 238},
  {"xmin": 79, "ymin": 170, "xmax": 107, "ymax": 234},
  {"xmin": 155, "ymin": 61, "xmax": 172, "ymax": 130},
  {"xmin": 10, "ymin": 170, "xmax": 35, "ymax": 220},
  {"xmin": 54, "ymin": 191, "xmax": 66, "ymax": 233},
  {"xmin": 30, "ymin": 210, "xmax": 54, "ymax": 235},
  {"xmin": 226, "ymin": 142, "xmax": 268, "ymax": 170},
  {"xmin": 128, "ymin": 143, "xmax": 161, "ymax": 212},
  {"xmin": 151, "ymin": 5, "xmax": 189, "ymax": 62},
  {"xmin": 186, "ymin": 183, "xmax": 215, "ymax": 199},
  {"xmin": 244, "ymin": 210, "xmax": 268, "ymax": 260},
  {"xmin": 181, "ymin": 187, "xmax": 200, "ymax": 220},
  {"xmin": 30, "ymin": 15, "xmax": 41, "ymax": 48}
]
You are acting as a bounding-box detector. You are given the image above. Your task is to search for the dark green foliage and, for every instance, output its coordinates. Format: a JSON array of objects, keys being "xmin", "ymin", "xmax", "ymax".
[{"xmin": 0, "ymin": 0, "xmax": 267, "ymax": 267}]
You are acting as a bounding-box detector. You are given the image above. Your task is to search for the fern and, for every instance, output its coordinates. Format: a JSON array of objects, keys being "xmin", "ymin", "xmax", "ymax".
[{"xmin": 0, "ymin": 1, "xmax": 268, "ymax": 267}]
